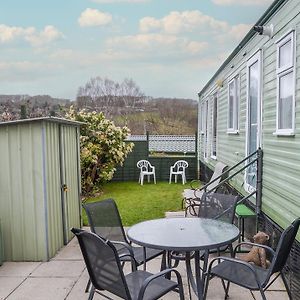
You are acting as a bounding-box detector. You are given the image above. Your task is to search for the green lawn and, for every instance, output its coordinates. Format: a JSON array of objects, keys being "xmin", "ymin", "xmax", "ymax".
[{"xmin": 82, "ymin": 181, "xmax": 187, "ymax": 226}]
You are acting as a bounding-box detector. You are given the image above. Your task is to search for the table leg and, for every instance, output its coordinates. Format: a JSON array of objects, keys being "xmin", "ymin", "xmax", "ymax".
[
  {"xmin": 160, "ymin": 250, "xmax": 167, "ymax": 271},
  {"xmin": 185, "ymin": 251, "xmax": 205, "ymax": 300}
]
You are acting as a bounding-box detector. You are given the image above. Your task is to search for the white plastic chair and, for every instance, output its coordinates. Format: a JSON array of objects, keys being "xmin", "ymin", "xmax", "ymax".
[
  {"xmin": 169, "ymin": 160, "xmax": 188, "ymax": 184},
  {"xmin": 137, "ymin": 160, "xmax": 156, "ymax": 185}
]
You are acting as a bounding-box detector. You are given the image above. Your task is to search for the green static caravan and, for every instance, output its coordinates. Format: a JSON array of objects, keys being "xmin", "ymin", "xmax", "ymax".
[
  {"xmin": 0, "ymin": 117, "xmax": 82, "ymax": 261},
  {"xmin": 198, "ymin": 0, "xmax": 300, "ymax": 234}
]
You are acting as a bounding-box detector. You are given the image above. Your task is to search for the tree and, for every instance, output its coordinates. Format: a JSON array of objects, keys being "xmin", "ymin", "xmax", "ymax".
[
  {"xmin": 66, "ymin": 107, "xmax": 134, "ymax": 195},
  {"xmin": 76, "ymin": 77, "xmax": 146, "ymax": 116}
]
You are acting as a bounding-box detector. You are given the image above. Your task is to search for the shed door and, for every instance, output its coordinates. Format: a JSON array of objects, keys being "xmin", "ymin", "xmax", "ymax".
[
  {"xmin": 245, "ymin": 51, "xmax": 262, "ymax": 192},
  {"xmin": 59, "ymin": 125, "xmax": 81, "ymax": 244}
]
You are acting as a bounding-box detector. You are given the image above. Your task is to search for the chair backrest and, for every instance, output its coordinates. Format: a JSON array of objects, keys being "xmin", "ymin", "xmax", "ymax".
[
  {"xmin": 269, "ymin": 218, "xmax": 300, "ymax": 274},
  {"xmin": 173, "ymin": 160, "xmax": 188, "ymax": 171},
  {"xmin": 197, "ymin": 192, "xmax": 239, "ymax": 224},
  {"xmin": 206, "ymin": 162, "xmax": 228, "ymax": 192},
  {"xmin": 83, "ymin": 199, "xmax": 128, "ymax": 246},
  {"xmin": 71, "ymin": 228, "xmax": 131, "ymax": 299},
  {"xmin": 137, "ymin": 160, "xmax": 152, "ymax": 172}
]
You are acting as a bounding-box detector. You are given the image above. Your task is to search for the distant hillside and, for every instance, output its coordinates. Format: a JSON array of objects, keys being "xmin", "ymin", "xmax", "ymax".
[
  {"xmin": 0, "ymin": 94, "xmax": 70, "ymax": 105},
  {"xmin": 113, "ymin": 97, "xmax": 198, "ymax": 135},
  {"xmin": 0, "ymin": 93, "xmax": 198, "ymax": 135},
  {"xmin": 0, "ymin": 94, "xmax": 71, "ymax": 121}
]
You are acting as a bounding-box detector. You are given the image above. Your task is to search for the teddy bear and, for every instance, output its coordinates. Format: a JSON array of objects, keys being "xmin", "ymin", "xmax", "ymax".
[{"xmin": 241, "ymin": 231, "xmax": 270, "ymax": 269}]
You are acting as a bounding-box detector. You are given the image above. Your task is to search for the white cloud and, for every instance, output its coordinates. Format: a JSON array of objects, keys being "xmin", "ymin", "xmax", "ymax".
[
  {"xmin": 0, "ymin": 24, "xmax": 63, "ymax": 46},
  {"xmin": 106, "ymin": 33, "xmax": 208, "ymax": 56},
  {"xmin": 212, "ymin": 0, "xmax": 272, "ymax": 6},
  {"xmin": 140, "ymin": 10, "xmax": 228, "ymax": 34},
  {"xmin": 229, "ymin": 23, "xmax": 252, "ymax": 40},
  {"xmin": 0, "ymin": 60, "xmax": 61, "ymax": 81},
  {"xmin": 92, "ymin": 0, "xmax": 149, "ymax": 2},
  {"xmin": 0, "ymin": 25, "xmax": 34, "ymax": 43},
  {"xmin": 25, "ymin": 26, "xmax": 64, "ymax": 47},
  {"xmin": 78, "ymin": 8, "xmax": 112, "ymax": 27},
  {"xmin": 139, "ymin": 17, "xmax": 161, "ymax": 32}
]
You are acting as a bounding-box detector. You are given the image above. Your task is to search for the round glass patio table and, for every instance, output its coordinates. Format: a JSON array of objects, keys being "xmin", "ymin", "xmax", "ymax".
[{"xmin": 127, "ymin": 218, "xmax": 240, "ymax": 300}]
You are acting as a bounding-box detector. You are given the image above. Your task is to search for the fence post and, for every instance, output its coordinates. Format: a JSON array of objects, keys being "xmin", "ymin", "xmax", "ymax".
[{"xmin": 146, "ymin": 131, "xmax": 149, "ymax": 158}]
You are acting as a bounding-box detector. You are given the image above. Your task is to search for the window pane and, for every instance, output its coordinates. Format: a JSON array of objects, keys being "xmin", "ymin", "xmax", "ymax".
[
  {"xmin": 278, "ymin": 72, "xmax": 293, "ymax": 129},
  {"xmin": 234, "ymin": 78, "xmax": 239, "ymax": 130},
  {"xmin": 279, "ymin": 39, "xmax": 292, "ymax": 69},
  {"xmin": 212, "ymin": 95, "xmax": 217, "ymax": 157},
  {"xmin": 249, "ymin": 61, "xmax": 258, "ymax": 125},
  {"xmin": 228, "ymin": 81, "xmax": 234, "ymax": 129}
]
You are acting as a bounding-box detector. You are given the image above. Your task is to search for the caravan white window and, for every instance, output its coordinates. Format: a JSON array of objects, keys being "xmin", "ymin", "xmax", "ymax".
[
  {"xmin": 276, "ymin": 31, "xmax": 295, "ymax": 135},
  {"xmin": 211, "ymin": 93, "xmax": 217, "ymax": 159},
  {"xmin": 228, "ymin": 76, "xmax": 239, "ymax": 133}
]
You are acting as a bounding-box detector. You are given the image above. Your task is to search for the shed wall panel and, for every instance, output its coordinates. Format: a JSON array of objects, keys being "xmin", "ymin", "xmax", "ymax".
[
  {"xmin": 44, "ymin": 122, "xmax": 64, "ymax": 258},
  {"xmin": 60, "ymin": 125, "xmax": 81, "ymax": 242},
  {"xmin": 0, "ymin": 124, "xmax": 46, "ymax": 261}
]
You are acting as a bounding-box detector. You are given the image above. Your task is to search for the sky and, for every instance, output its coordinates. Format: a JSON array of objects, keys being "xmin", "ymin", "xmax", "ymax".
[{"xmin": 0, "ymin": 0, "xmax": 273, "ymax": 101}]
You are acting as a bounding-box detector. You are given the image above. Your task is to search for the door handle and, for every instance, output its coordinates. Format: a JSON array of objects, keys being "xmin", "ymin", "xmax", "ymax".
[{"xmin": 62, "ymin": 184, "xmax": 68, "ymax": 192}]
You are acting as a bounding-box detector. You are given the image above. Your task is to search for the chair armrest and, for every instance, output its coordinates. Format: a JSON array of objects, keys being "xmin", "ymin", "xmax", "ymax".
[
  {"xmin": 111, "ymin": 240, "xmax": 137, "ymax": 271},
  {"xmin": 206, "ymin": 256, "xmax": 261, "ymax": 284},
  {"xmin": 137, "ymin": 268, "xmax": 183, "ymax": 300},
  {"xmin": 233, "ymin": 242, "xmax": 275, "ymax": 257}
]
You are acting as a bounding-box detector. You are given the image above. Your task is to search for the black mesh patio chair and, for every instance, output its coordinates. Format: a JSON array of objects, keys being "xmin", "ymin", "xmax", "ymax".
[
  {"xmin": 182, "ymin": 162, "xmax": 228, "ymax": 216},
  {"xmin": 72, "ymin": 228, "xmax": 184, "ymax": 300},
  {"xmin": 204, "ymin": 218, "xmax": 300, "ymax": 300},
  {"xmin": 198, "ymin": 192, "xmax": 239, "ymax": 255},
  {"xmin": 197, "ymin": 192, "xmax": 239, "ymax": 223},
  {"xmin": 171, "ymin": 193, "xmax": 239, "ymax": 264},
  {"xmin": 83, "ymin": 199, "xmax": 163, "ymax": 268}
]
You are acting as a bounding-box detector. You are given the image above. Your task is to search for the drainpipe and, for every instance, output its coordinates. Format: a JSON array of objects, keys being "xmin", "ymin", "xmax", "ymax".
[{"xmin": 256, "ymin": 148, "xmax": 263, "ymax": 215}]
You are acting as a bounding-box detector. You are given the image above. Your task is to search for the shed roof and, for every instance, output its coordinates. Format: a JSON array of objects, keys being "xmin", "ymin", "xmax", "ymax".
[
  {"xmin": 0, "ymin": 117, "xmax": 83, "ymax": 127},
  {"xmin": 198, "ymin": 0, "xmax": 287, "ymax": 97}
]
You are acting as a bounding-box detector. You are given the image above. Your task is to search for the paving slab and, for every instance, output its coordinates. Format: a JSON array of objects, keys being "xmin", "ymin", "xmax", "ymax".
[
  {"xmin": 53, "ymin": 237, "xmax": 83, "ymax": 261},
  {"xmin": 0, "ymin": 262, "xmax": 41, "ymax": 277},
  {"xmin": 252, "ymin": 290, "xmax": 289, "ymax": 300},
  {"xmin": 6, "ymin": 277, "xmax": 76, "ymax": 300},
  {"xmin": 30, "ymin": 260, "xmax": 85, "ymax": 278},
  {"xmin": 0, "ymin": 277, "xmax": 25, "ymax": 299}
]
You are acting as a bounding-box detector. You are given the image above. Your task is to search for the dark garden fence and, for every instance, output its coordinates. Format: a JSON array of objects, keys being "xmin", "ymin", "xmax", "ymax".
[{"xmin": 113, "ymin": 133, "xmax": 198, "ymax": 182}]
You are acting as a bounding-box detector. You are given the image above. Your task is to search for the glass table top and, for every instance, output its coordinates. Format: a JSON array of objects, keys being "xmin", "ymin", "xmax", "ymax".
[{"xmin": 127, "ymin": 218, "xmax": 240, "ymax": 251}]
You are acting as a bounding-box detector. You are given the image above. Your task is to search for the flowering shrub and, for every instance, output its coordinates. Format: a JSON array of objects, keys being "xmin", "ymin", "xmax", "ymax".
[{"xmin": 67, "ymin": 107, "xmax": 134, "ymax": 195}]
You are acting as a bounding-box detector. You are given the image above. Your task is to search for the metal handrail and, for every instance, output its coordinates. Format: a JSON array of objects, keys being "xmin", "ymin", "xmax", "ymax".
[
  {"xmin": 201, "ymin": 149, "xmax": 259, "ymax": 192},
  {"xmin": 200, "ymin": 148, "xmax": 263, "ymax": 214}
]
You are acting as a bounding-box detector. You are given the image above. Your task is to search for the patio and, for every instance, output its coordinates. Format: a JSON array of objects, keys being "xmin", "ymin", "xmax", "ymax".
[{"xmin": 0, "ymin": 227, "xmax": 289, "ymax": 300}]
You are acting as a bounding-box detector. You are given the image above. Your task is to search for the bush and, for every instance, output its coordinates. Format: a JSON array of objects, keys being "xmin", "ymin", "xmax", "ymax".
[{"xmin": 67, "ymin": 107, "xmax": 133, "ymax": 195}]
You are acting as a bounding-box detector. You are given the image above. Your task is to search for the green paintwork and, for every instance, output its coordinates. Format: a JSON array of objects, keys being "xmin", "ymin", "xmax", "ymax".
[
  {"xmin": 235, "ymin": 204, "xmax": 256, "ymax": 218},
  {"xmin": 198, "ymin": 0, "xmax": 300, "ymax": 236},
  {"xmin": 0, "ymin": 119, "xmax": 81, "ymax": 261}
]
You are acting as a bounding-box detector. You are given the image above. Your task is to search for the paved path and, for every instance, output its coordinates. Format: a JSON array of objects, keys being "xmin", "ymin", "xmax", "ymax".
[{"xmin": 0, "ymin": 231, "xmax": 289, "ymax": 300}]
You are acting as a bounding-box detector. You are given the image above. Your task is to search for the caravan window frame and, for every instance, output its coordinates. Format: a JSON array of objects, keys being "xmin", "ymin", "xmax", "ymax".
[
  {"xmin": 227, "ymin": 75, "xmax": 240, "ymax": 134},
  {"xmin": 275, "ymin": 30, "xmax": 295, "ymax": 136},
  {"xmin": 211, "ymin": 92, "xmax": 218, "ymax": 160}
]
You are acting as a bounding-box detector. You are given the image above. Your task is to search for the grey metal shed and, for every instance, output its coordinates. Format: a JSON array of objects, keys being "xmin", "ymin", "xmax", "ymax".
[{"xmin": 0, "ymin": 117, "xmax": 82, "ymax": 261}]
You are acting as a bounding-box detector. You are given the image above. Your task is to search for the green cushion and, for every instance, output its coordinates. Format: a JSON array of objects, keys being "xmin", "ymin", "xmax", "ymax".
[{"xmin": 235, "ymin": 204, "xmax": 256, "ymax": 218}]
